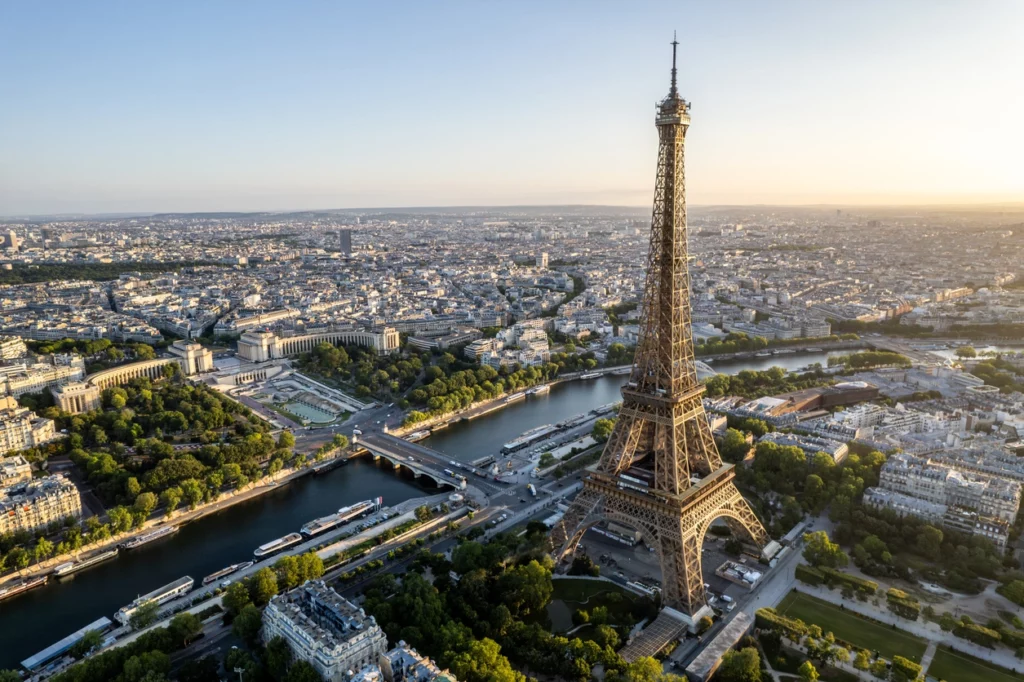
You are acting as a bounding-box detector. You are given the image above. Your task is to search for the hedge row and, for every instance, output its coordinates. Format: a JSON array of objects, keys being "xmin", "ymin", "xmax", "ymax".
[
  {"xmin": 795, "ymin": 564, "xmax": 824, "ymax": 586},
  {"xmin": 954, "ymin": 622, "xmax": 1001, "ymax": 648},
  {"xmin": 891, "ymin": 655, "xmax": 922, "ymax": 681},
  {"xmin": 820, "ymin": 567, "xmax": 878, "ymax": 595},
  {"xmin": 885, "ymin": 588, "xmax": 921, "ymax": 621},
  {"xmin": 999, "ymin": 628, "xmax": 1024, "ymax": 649},
  {"xmin": 756, "ymin": 607, "xmax": 809, "ymax": 640}
]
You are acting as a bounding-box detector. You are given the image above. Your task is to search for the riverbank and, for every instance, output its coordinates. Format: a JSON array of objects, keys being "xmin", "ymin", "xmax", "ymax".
[
  {"xmin": 394, "ymin": 364, "xmax": 632, "ymax": 436},
  {"xmin": 0, "ymin": 453, "xmax": 343, "ymax": 591}
]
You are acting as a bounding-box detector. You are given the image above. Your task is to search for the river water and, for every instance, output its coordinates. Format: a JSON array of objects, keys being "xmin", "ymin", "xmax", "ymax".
[{"xmin": 0, "ymin": 349, "xmax": 850, "ymax": 669}]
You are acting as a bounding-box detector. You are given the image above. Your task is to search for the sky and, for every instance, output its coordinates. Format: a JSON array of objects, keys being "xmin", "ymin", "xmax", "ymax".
[{"xmin": 1, "ymin": 1, "xmax": 1022, "ymax": 215}]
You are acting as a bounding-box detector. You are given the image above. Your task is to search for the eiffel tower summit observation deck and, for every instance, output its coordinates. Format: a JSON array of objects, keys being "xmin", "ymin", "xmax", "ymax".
[{"xmin": 550, "ymin": 38, "xmax": 777, "ymax": 629}]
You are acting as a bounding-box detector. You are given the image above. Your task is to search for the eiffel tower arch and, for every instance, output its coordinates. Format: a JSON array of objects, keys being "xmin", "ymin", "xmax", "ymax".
[{"xmin": 550, "ymin": 39, "xmax": 769, "ymax": 624}]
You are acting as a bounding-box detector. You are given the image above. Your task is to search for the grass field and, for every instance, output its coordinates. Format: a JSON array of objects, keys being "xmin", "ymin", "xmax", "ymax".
[
  {"xmin": 777, "ymin": 591, "xmax": 928, "ymax": 662},
  {"xmin": 545, "ymin": 578, "xmax": 636, "ymax": 632},
  {"xmin": 927, "ymin": 648, "xmax": 1024, "ymax": 682}
]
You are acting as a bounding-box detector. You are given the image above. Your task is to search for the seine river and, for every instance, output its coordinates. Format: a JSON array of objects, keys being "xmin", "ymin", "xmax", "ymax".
[{"xmin": 0, "ymin": 349, "xmax": 848, "ymax": 669}]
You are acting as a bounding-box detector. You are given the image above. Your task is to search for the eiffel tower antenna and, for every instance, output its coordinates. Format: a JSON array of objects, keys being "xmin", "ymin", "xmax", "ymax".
[
  {"xmin": 669, "ymin": 31, "xmax": 679, "ymax": 98},
  {"xmin": 550, "ymin": 38, "xmax": 769, "ymax": 629}
]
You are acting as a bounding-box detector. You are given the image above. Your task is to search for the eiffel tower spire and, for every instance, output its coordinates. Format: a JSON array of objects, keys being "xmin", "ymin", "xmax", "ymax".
[{"xmin": 549, "ymin": 39, "xmax": 768, "ymax": 625}]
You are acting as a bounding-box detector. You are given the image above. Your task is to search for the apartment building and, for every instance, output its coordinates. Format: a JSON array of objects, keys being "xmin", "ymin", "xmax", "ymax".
[
  {"xmin": 0, "ymin": 474, "xmax": 82, "ymax": 535},
  {"xmin": 0, "ymin": 336, "xmax": 28, "ymax": 360},
  {"xmin": 0, "ymin": 406, "xmax": 58, "ymax": 453},
  {"xmin": 262, "ymin": 581, "xmax": 388, "ymax": 682},
  {"xmin": 0, "ymin": 454, "xmax": 32, "ymax": 488},
  {"xmin": 865, "ymin": 452, "xmax": 1021, "ymax": 548},
  {"xmin": 0, "ymin": 362, "xmax": 85, "ymax": 397}
]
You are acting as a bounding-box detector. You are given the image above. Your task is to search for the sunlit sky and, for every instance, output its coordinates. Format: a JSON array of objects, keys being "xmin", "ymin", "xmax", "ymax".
[{"xmin": 1, "ymin": 1, "xmax": 1021, "ymax": 215}]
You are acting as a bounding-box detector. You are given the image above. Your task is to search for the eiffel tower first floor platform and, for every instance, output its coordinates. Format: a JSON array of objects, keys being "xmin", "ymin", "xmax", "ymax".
[{"xmin": 549, "ymin": 464, "xmax": 773, "ymax": 627}]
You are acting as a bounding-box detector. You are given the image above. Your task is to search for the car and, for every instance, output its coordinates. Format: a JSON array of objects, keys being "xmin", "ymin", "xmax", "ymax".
[{"xmin": 519, "ymin": 498, "xmax": 526, "ymax": 503}]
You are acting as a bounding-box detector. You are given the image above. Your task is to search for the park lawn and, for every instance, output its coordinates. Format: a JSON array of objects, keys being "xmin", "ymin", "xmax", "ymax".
[
  {"xmin": 777, "ymin": 591, "xmax": 928, "ymax": 662},
  {"xmin": 927, "ymin": 648, "xmax": 1024, "ymax": 682},
  {"xmin": 546, "ymin": 578, "xmax": 637, "ymax": 631}
]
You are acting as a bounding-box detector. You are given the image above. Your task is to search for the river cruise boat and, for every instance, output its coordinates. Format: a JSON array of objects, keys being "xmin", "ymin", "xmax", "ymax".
[
  {"xmin": 114, "ymin": 576, "xmax": 194, "ymax": 624},
  {"xmin": 253, "ymin": 532, "xmax": 303, "ymax": 559},
  {"xmin": 120, "ymin": 525, "xmax": 178, "ymax": 550},
  {"xmin": 300, "ymin": 498, "xmax": 382, "ymax": 537},
  {"xmin": 0, "ymin": 575, "xmax": 47, "ymax": 602},
  {"xmin": 52, "ymin": 548, "xmax": 120, "ymax": 577},
  {"xmin": 202, "ymin": 561, "xmax": 254, "ymax": 585}
]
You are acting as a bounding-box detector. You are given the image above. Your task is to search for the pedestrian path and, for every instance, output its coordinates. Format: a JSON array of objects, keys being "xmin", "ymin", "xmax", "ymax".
[
  {"xmin": 799, "ymin": 583, "xmax": 1023, "ymax": 673},
  {"xmin": 919, "ymin": 641, "xmax": 938, "ymax": 672}
]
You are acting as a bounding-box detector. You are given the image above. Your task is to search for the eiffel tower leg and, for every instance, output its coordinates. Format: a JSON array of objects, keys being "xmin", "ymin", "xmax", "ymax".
[
  {"xmin": 656, "ymin": 517, "xmax": 705, "ymax": 615},
  {"xmin": 721, "ymin": 493, "xmax": 769, "ymax": 546},
  {"xmin": 597, "ymin": 411, "xmax": 646, "ymax": 476},
  {"xmin": 549, "ymin": 486, "xmax": 604, "ymax": 564}
]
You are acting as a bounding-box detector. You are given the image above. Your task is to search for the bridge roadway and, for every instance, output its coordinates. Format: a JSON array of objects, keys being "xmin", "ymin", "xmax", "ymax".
[{"xmin": 356, "ymin": 431, "xmax": 507, "ymax": 496}]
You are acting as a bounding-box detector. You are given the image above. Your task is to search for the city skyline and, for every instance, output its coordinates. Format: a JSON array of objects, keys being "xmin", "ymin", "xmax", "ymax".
[{"xmin": 2, "ymin": 1, "xmax": 1022, "ymax": 215}]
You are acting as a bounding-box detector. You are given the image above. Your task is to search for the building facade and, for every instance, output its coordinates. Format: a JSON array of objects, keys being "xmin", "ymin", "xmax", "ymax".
[
  {"xmin": 167, "ymin": 340, "xmax": 214, "ymax": 375},
  {"xmin": 0, "ymin": 474, "xmax": 83, "ymax": 535},
  {"xmin": 51, "ymin": 381, "xmax": 103, "ymax": 414},
  {"xmin": 262, "ymin": 581, "xmax": 388, "ymax": 682},
  {"xmin": 0, "ymin": 336, "xmax": 28, "ymax": 360},
  {"xmin": 0, "ymin": 405, "xmax": 58, "ymax": 452},
  {"xmin": 0, "ymin": 454, "xmax": 32, "ymax": 488},
  {"xmin": 864, "ymin": 452, "xmax": 1021, "ymax": 548},
  {"xmin": 238, "ymin": 327, "xmax": 400, "ymax": 362}
]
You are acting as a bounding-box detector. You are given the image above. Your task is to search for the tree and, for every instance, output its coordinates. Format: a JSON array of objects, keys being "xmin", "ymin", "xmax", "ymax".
[
  {"xmin": 853, "ymin": 650, "xmax": 871, "ymax": 670},
  {"xmin": 169, "ymin": 612, "xmax": 203, "ymax": 646},
  {"xmin": 916, "ymin": 525, "xmax": 943, "ymax": 560},
  {"xmin": 134, "ymin": 492, "xmax": 158, "ymax": 518},
  {"xmin": 129, "ymin": 600, "xmax": 161, "ymax": 630},
  {"xmin": 232, "ymin": 604, "xmax": 264, "ymax": 646},
  {"xmin": 160, "ymin": 487, "xmax": 182, "ymax": 516},
  {"xmin": 717, "ymin": 647, "xmax": 760, "ymax": 682},
  {"xmin": 449, "ymin": 638, "xmax": 525, "ymax": 682},
  {"xmin": 593, "ymin": 624, "xmax": 620, "ymax": 649},
  {"xmin": 284, "ymin": 660, "xmax": 323, "ymax": 682},
  {"xmin": 0, "ymin": 671, "xmax": 22, "ymax": 682},
  {"xmin": 223, "ymin": 580, "xmax": 252, "ymax": 615},
  {"xmin": 415, "ymin": 505, "xmax": 432, "ymax": 522},
  {"xmin": 798, "ymin": 660, "xmax": 819, "ymax": 682},
  {"xmin": 956, "ymin": 346, "xmax": 977, "ymax": 359},
  {"xmin": 802, "ymin": 530, "xmax": 849, "ymax": 569},
  {"xmin": 250, "ymin": 566, "xmax": 279, "ymax": 606},
  {"xmin": 697, "ymin": 615, "xmax": 713, "ymax": 634},
  {"xmin": 68, "ymin": 629, "xmax": 104, "ymax": 659},
  {"xmin": 109, "ymin": 506, "xmax": 134, "ymax": 534},
  {"xmin": 266, "ymin": 636, "xmax": 293, "ymax": 681},
  {"xmin": 718, "ymin": 428, "xmax": 751, "ymax": 462},
  {"xmin": 592, "ymin": 418, "xmax": 616, "ymax": 442},
  {"xmin": 34, "ymin": 537, "xmax": 54, "ymax": 564},
  {"xmin": 278, "ymin": 431, "xmax": 296, "ymax": 449},
  {"xmin": 181, "ymin": 478, "xmax": 205, "ymax": 509}
]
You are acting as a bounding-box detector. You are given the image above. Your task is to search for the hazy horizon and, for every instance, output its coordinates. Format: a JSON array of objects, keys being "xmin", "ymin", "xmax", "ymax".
[{"xmin": 2, "ymin": 1, "xmax": 1022, "ymax": 215}]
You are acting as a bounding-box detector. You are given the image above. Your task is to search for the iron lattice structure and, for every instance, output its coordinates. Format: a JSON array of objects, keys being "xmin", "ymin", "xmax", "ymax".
[{"xmin": 550, "ymin": 40, "xmax": 768, "ymax": 616}]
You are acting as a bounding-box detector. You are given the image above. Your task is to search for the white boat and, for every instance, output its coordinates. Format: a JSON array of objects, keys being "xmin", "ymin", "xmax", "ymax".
[
  {"xmin": 120, "ymin": 525, "xmax": 178, "ymax": 550},
  {"xmin": 114, "ymin": 576, "xmax": 194, "ymax": 625},
  {"xmin": 202, "ymin": 561, "xmax": 254, "ymax": 585},
  {"xmin": 0, "ymin": 575, "xmax": 47, "ymax": 602},
  {"xmin": 300, "ymin": 498, "xmax": 381, "ymax": 537},
  {"xmin": 53, "ymin": 548, "xmax": 120, "ymax": 577},
  {"xmin": 253, "ymin": 532, "xmax": 303, "ymax": 559}
]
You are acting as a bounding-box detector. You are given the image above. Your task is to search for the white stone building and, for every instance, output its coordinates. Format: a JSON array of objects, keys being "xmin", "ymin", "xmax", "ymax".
[{"xmin": 262, "ymin": 581, "xmax": 388, "ymax": 682}]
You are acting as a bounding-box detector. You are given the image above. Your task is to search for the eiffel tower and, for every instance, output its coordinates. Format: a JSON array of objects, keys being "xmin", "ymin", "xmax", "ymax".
[{"xmin": 550, "ymin": 38, "xmax": 768, "ymax": 623}]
